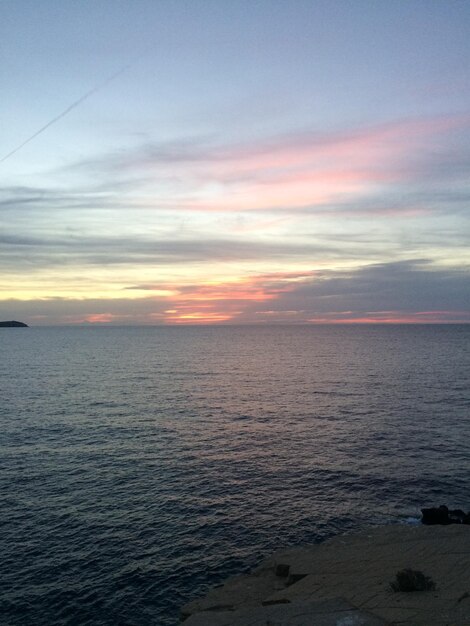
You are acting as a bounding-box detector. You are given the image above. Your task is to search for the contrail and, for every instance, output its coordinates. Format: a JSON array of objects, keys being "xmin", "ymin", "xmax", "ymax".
[{"xmin": 0, "ymin": 60, "xmax": 138, "ymax": 165}]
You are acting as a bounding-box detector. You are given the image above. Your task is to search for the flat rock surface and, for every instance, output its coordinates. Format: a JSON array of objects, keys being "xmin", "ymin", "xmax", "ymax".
[
  {"xmin": 181, "ymin": 524, "xmax": 470, "ymax": 625},
  {"xmin": 183, "ymin": 597, "xmax": 387, "ymax": 625}
]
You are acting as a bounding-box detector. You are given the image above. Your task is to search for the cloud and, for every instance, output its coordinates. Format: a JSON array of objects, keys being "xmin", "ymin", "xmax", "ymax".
[
  {"xmin": 0, "ymin": 229, "xmax": 359, "ymax": 273},
  {"xmin": 247, "ymin": 260, "xmax": 470, "ymax": 322},
  {"xmin": 0, "ymin": 185, "xmax": 121, "ymax": 215},
  {"xmin": 1, "ymin": 115, "xmax": 469, "ymax": 324},
  {"xmin": 3, "ymin": 113, "xmax": 470, "ymax": 225},
  {"xmin": 42, "ymin": 113, "xmax": 470, "ymax": 216},
  {"xmin": 85, "ymin": 114, "xmax": 469, "ymax": 169},
  {"xmin": 4, "ymin": 260, "xmax": 468, "ymax": 325}
]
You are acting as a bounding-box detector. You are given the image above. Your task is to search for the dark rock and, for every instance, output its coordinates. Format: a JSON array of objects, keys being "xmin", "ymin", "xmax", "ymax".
[
  {"xmin": 286, "ymin": 573, "xmax": 307, "ymax": 586},
  {"xmin": 422, "ymin": 505, "xmax": 469, "ymax": 525},
  {"xmin": 390, "ymin": 569, "xmax": 435, "ymax": 592},
  {"xmin": 0, "ymin": 320, "xmax": 28, "ymax": 327},
  {"xmin": 449, "ymin": 509, "xmax": 466, "ymax": 524},
  {"xmin": 275, "ymin": 563, "xmax": 290, "ymax": 578},
  {"xmin": 262, "ymin": 598, "xmax": 291, "ymax": 606},
  {"xmin": 205, "ymin": 604, "xmax": 235, "ymax": 612},
  {"xmin": 421, "ymin": 505, "xmax": 450, "ymax": 525}
]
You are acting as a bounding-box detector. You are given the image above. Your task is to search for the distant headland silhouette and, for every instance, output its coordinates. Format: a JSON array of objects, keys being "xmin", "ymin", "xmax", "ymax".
[{"xmin": 0, "ymin": 320, "xmax": 28, "ymax": 327}]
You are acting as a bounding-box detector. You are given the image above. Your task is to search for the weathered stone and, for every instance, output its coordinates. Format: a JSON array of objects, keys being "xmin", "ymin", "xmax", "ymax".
[
  {"xmin": 421, "ymin": 504, "xmax": 470, "ymax": 525},
  {"xmin": 183, "ymin": 597, "xmax": 387, "ymax": 626},
  {"xmin": 421, "ymin": 505, "xmax": 451, "ymax": 525},
  {"xmin": 287, "ymin": 573, "xmax": 307, "ymax": 586},
  {"xmin": 261, "ymin": 597, "xmax": 290, "ymax": 606},
  {"xmin": 181, "ymin": 524, "xmax": 470, "ymax": 626},
  {"xmin": 275, "ymin": 562, "xmax": 290, "ymax": 577},
  {"xmin": 449, "ymin": 508, "xmax": 468, "ymax": 524}
]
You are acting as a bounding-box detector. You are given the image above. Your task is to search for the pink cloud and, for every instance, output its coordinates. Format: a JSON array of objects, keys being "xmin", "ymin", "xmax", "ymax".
[
  {"xmin": 134, "ymin": 272, "xmax": 313, "ymax": 324},
  {"xmin": 138, "ymin": 114, "xmax": 470, "ymax": 213},
  {"xmin": 84, "ymin": 313, "xmax": 119, "ymax": 323}
]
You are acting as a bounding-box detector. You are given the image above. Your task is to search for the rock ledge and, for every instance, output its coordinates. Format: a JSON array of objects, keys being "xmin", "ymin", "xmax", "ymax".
[{"xmin": 181, "ymin": 524, "xmax": 470, "ymax": 625}]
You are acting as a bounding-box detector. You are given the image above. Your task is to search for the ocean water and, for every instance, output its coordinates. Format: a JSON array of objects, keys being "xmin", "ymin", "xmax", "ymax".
[{"xmin": 1, "ymin": 325, "xmax": 469, "ymax": 625}]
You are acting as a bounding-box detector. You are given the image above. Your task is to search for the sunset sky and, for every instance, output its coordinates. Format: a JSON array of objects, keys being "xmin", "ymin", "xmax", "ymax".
[{"xmin": 1, "ymin": 0, "xmax": 469, "ymax": 325}]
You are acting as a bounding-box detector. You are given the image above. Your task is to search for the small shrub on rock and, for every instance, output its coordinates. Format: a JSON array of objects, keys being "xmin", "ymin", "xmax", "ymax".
[{"xmin": 390, "ymin": 569, "xmax": 435, "ymax": 592}]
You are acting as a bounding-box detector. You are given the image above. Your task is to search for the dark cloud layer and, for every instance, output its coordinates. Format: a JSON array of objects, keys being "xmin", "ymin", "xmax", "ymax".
[
  {"xmin": 260, "ymin": 261, "xmax": 470, "ymax": 317},
  {"xmin": 0, "ymin": 231, "xmax": 360, "ymax": 271},
  {"xmin": 2, "ymin": 260, "xmax": 468, "ymax": 325}
]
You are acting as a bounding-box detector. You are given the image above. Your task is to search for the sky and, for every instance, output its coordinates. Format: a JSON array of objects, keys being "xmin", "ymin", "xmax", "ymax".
[{"xmin": 1, "ymin": 0, "xmax": 469, "ymax": 325}]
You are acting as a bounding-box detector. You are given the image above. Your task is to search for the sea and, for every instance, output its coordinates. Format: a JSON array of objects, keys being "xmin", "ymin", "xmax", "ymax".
[{"xmin": 1, "ymin": 325, "xmax": 469, "ymax": 625}]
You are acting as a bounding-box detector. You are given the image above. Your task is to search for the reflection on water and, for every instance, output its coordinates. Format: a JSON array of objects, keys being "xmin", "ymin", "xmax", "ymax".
[{"xmin": 1, "ymin": 325, "xmax": 469, "ymax": 625}]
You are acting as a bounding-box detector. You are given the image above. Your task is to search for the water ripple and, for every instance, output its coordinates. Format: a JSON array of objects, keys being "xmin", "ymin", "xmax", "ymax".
[{"xmin": 0, "ymin": 325, "xmax": 469, "ymax": 625}]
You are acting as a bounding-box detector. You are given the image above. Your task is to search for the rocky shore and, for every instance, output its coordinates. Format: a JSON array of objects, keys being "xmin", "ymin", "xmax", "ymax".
[{"xmin": 181, "ymin": 523, "xmax": 470, "ymax": 625}]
